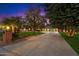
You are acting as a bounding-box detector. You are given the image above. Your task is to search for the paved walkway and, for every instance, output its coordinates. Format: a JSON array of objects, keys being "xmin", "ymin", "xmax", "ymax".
[{"xmin": 0, "ymin": 32, "xmax": 77, "ymax": 56}]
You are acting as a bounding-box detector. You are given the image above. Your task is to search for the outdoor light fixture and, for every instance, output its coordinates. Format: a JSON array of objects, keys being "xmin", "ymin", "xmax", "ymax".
[
  {"xmin": 6, "ymin": 26, "xmax": 11, "ymax": 31},
  {"xmin": 6, "ymin": 26, "xmax": 10, "ymax": 30}
]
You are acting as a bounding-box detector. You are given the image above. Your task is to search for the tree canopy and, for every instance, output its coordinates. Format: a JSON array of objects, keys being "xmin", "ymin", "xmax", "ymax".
[
  {"xmin": 2, "ymin": 17, "xmax": 22, "ymax": 28},
  {"xmin": 45, "ymin": 3, "xmax": 79, "ymax": 36},
  {"xmin": 25, "ymin": 8, "xmax": 46, "ymax": 31},
  {"xmin": 45, "ymin": 4, "xmax": 79, "ymax": 29}
]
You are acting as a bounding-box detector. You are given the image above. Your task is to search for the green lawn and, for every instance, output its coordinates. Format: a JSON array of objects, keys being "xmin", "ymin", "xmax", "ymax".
[
  {"xmin": 18, "ymin": 31, "xmax": 43, "ymax": 38},
  {"xmin": 13, "ymin": 31, "xmax": 43, "ymax": 40},
  {"xmin": 60, "ymin": 32, "xmax": 79, "ymax": 55}
]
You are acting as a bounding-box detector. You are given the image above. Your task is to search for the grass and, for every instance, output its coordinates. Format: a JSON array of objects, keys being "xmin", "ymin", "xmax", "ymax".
[
  {"xmin": 13, "ymin": 31, "xmax": 43, "ymax": 40},
  {"xmin": 60, "ymin": 32, "xmax": 79, "ymax": 55},
  {"xmin": 18, "ymin": 31, "xmax": 43, "ymax": 38},
  {"xmin": 0, "ymin": 32, "xmax": 3, "ymax": 41}
]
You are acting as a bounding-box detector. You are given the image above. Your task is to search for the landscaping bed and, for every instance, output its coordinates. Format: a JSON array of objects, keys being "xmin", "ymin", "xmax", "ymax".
[{"xmin": 60, "ymin": 32, "xmax": 79, "ymax": 55}]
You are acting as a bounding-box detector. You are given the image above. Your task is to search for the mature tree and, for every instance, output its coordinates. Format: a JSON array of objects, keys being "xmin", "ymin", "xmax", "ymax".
[
  {"xmin": 25, "ymin": 8, "xmax": 46, "ymax": 31},
  {"xmin": 2, "ymin": 16, "xmax": 22, "ymax": 32},
  {"xmin": 45, "ymin": 3, "xmax": 79, "ymax": 36}
]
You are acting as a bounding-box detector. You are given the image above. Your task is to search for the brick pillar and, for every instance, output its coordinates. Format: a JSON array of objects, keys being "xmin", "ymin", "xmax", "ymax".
[{"xmin": 3, "ymin": 31, "xmax": 12, "ymax": 44}]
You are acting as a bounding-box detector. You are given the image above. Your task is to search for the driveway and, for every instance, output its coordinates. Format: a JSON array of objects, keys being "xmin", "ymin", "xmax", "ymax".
[{"xmin": 0, "ymin": 32, "xmax": 77, "ymax": 56}]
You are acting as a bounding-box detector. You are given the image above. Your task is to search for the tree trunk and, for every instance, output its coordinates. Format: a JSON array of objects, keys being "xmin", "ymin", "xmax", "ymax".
[
  {"xmin": 58, "ymin": 28, "xmax": 62, "ymax": 32},
  {"xmin": 65, "ymin": 29, "xmax": 75, "ymax": 37}
]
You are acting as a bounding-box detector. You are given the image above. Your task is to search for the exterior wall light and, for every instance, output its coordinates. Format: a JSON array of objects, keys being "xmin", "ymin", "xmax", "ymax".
[{"xmin": 6, "ymin": 26, "xmax": 11, "ymax": 31}]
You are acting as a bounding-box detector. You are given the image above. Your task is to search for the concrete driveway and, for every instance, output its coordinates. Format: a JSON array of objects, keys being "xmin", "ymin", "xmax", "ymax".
[{"xmin": 0, "ymin": 32, "xmax": 77, "ymax": 56}]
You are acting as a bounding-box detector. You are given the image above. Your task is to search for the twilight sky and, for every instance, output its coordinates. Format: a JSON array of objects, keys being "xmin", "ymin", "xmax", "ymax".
[{"xmin": 0, "ymin": 3, "xmax": 46, "ymax": 21}]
